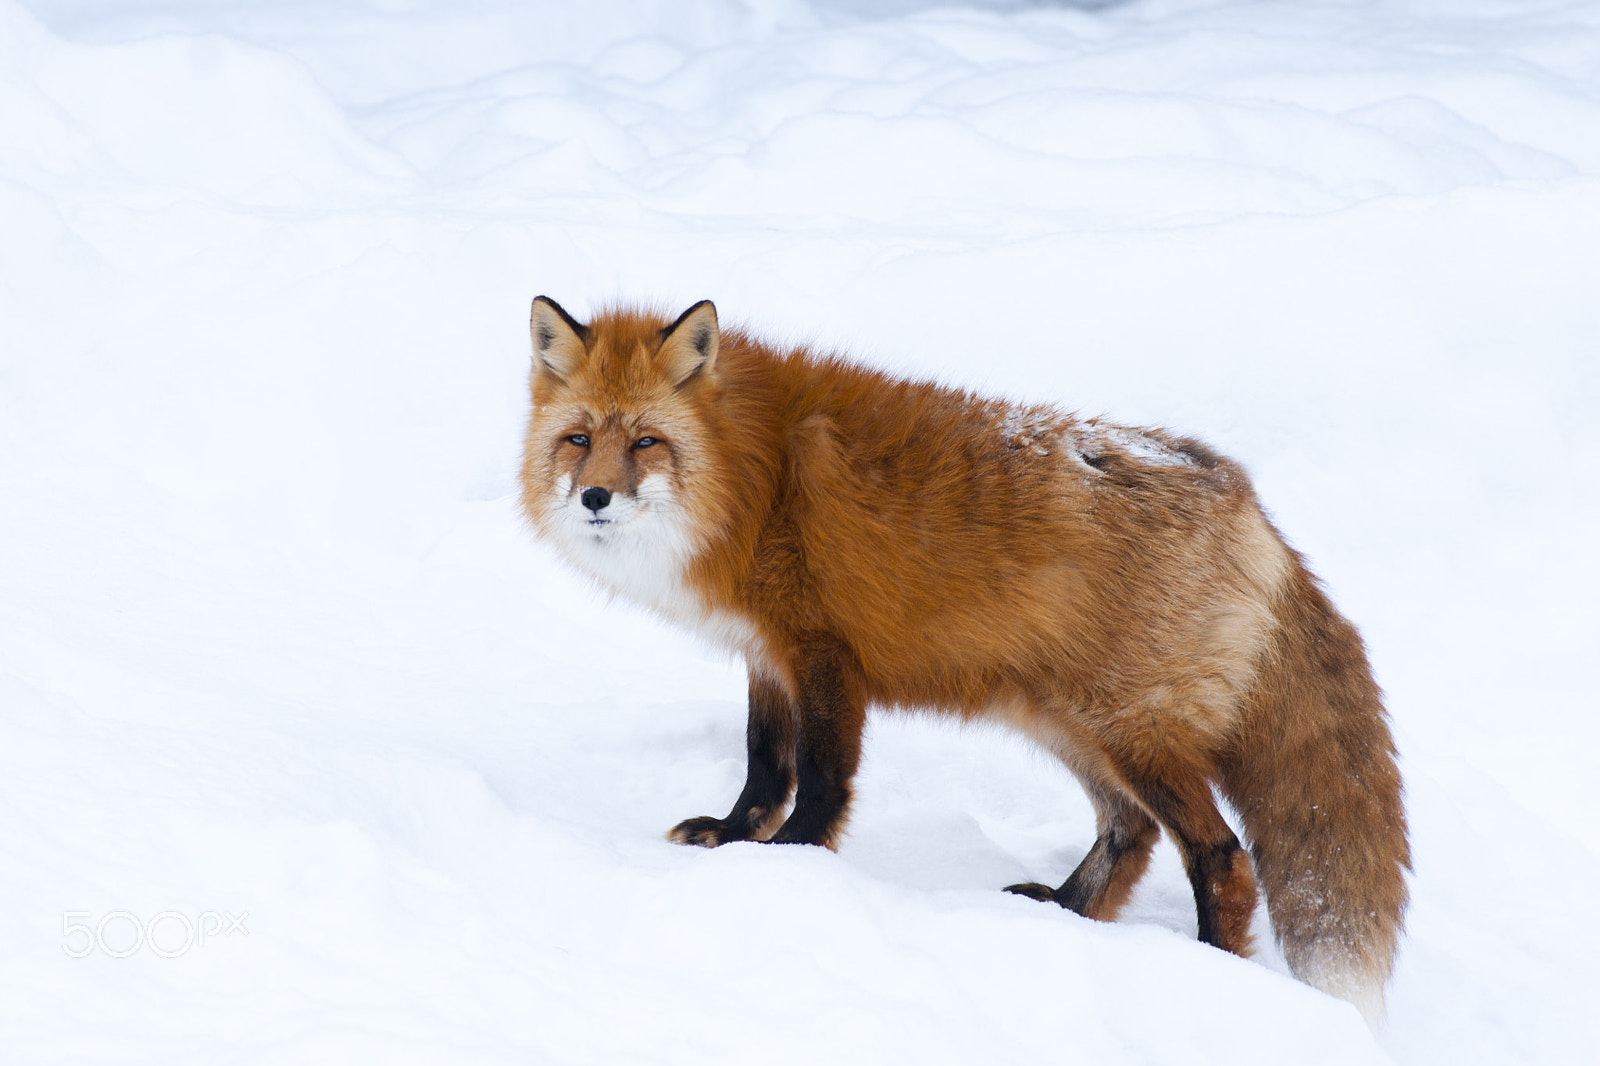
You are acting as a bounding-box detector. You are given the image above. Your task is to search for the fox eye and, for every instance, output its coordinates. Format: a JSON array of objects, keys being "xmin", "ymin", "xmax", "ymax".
[
  {"xmin": 565, "ymin": 434, "xmax": 589, "ymax": 447},
  {"xmin": 633, "ymin": 436, "xmax": 659, "ymax": 449}
]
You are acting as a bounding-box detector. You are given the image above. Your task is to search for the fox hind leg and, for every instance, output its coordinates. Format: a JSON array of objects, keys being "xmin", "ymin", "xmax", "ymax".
[
  {"xmin": 1007, "ymin": 750, "xmax": 1257, "ymax": 959},
  {"xmin": 667, "ymin": 672, "xmax": 795, "ymax": 847},
  {"xmin": 1006, "ymin": 782, "xmax": 1160, "ymax": 920},
  {"xmin": 1113, "ymin": 756, "xmax": 1259, "ymax": 958}
]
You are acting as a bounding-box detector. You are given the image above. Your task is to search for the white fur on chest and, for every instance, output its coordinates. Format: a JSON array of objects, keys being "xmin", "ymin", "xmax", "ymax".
[{"xmin": 553, "ymin": 503, "xmax": 762, "ymax": 662}]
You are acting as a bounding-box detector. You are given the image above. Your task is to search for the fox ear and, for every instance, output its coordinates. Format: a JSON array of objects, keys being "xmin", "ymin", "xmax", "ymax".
[
  {"xmin": 658, "ymin": 300, "xmax": 718, "ymax": 388},
  {"xmin": 530, "ymin": 296, "xmax": 588, "ymax": 380}
]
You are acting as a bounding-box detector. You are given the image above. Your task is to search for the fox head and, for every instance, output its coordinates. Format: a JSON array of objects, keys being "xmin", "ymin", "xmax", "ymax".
[{"xmin": 520, "ymin": 297, "xmax": 726, "ymax": 610}]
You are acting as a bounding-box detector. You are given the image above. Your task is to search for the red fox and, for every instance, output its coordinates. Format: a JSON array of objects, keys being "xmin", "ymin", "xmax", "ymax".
[{"xmin": 520, "ymin": 297, "xmax": 1410, "ymax": 1019}]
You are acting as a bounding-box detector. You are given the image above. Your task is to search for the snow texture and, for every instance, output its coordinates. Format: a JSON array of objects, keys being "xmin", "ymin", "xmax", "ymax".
[{"xmin": 3, "ymin": 0, "xmax": 1598, "ymax": 1063}]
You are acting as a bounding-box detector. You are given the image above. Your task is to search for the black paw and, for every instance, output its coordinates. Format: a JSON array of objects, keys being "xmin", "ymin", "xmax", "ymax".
[
  {"xmin": 1003, "ymin": 881, "xmax": 1061, "ymax": 904},
  {"xmin": 766, "ymin": 814, "xmax": 838, "ymax": 849},
  {"xmin": 666, "ymin": 816, "xmax": 746, "ymax": 848}
]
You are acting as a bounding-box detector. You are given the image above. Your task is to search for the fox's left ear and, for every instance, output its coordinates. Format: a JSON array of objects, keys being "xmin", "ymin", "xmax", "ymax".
[{"xmin": 658, "ymin": 300, "xmax": 718, "ymax": 388}]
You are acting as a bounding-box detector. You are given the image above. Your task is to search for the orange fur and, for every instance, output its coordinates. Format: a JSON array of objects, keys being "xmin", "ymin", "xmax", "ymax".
[{"xmin": 520, "ymin": 298, "xmax": 1410, "ymax": 1019}]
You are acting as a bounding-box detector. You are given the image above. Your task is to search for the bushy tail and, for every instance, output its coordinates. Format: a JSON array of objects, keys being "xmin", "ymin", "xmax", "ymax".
[{"xmin": 1220, "ymin": 565, "xmax": 1410, "ymax": 1023}]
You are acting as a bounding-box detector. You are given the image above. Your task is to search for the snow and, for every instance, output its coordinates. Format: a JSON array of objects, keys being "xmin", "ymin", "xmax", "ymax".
[
  {"xmin": 1082, "ymin": 422, "xmax": 1196, "ymax": 466},
  {"xmin": 3, "ymin": 0, "xmax": 1598, "ymax": 1062}
]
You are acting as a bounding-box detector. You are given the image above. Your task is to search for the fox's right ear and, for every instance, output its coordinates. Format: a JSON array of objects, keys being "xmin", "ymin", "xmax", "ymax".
[{"xmin": 530, "ymin": 296, "xmax": 588, "ymax": 380}]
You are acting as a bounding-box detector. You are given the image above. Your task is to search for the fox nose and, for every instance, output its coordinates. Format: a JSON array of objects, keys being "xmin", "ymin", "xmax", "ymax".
[{"xmin": 580, "ymin": 486, "xmax": 612, "ymax": 512}]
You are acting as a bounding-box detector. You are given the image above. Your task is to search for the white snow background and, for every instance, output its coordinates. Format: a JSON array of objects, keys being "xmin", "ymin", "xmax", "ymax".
[{"xmin": 3, "ymin": 0, "xmax": 1598, "ymax": 1062}]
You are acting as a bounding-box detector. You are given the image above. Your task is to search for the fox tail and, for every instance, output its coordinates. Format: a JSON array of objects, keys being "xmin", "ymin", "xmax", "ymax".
[{"xmin": 1221, "ymin": 563, "xmax": 1411, "ymax": 1023}]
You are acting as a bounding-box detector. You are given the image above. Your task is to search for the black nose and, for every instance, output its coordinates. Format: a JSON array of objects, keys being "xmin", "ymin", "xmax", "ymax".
[{"xmin": 580, "ymin": 486, "xmax": 612, "ymax": 512}]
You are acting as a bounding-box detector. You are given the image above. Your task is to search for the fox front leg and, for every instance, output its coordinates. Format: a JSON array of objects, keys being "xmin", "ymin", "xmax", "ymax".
[
  {"xmin": 765, "ymin": 643, "xmax": 866, "ymax": 850},
  {"xmin": 667, "ymin": 673, "xmax": 796, "ymax": 847}
]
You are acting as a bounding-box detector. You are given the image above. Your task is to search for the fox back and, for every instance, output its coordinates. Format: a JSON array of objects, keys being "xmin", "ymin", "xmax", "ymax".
[{"xmin": 519, "ymin": 297, "xmax": 1410, "ymax": 1022}]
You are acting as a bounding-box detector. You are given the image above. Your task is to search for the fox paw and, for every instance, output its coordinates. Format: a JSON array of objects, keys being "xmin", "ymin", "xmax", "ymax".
[
  {"xmin": 1003, "ymin": 881, "xmax": 1061, "ymax": 904},
  {"xmin": 666, "ymin": 816, "xmax": 743, "ymax": 847}
]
